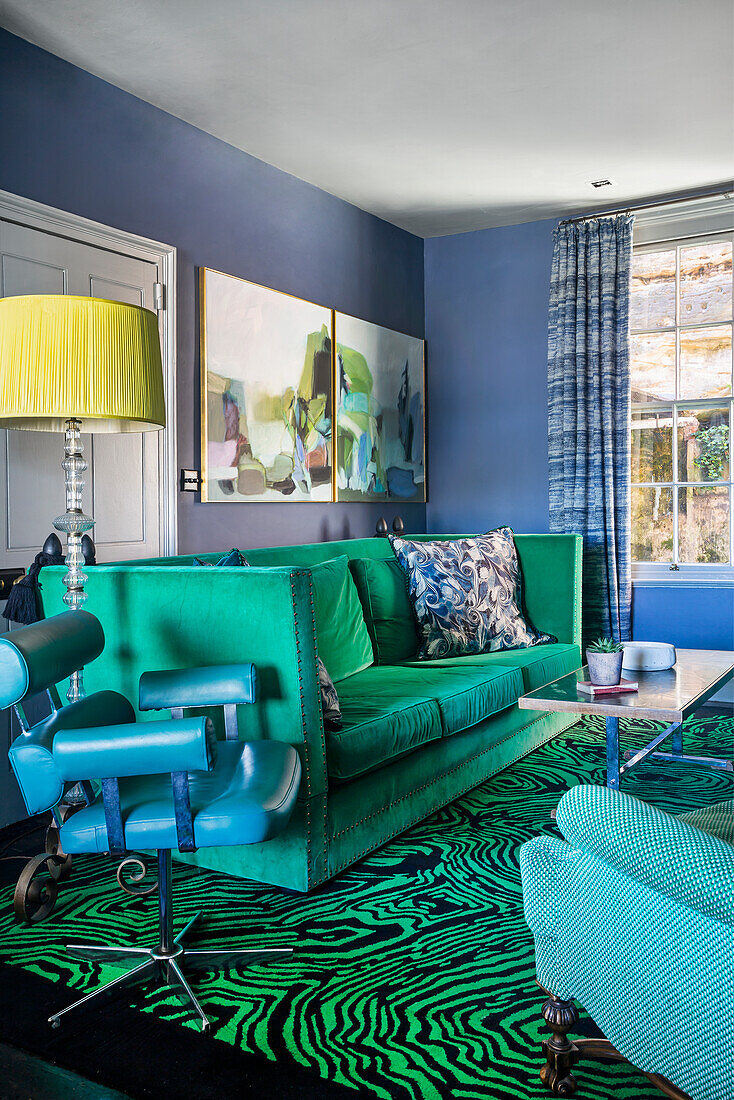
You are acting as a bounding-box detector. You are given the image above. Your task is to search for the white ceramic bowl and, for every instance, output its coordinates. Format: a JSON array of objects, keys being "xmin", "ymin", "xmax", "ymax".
[{"xmin": 621, "ymin": 641, "xmax": 676, "ymax": 672}]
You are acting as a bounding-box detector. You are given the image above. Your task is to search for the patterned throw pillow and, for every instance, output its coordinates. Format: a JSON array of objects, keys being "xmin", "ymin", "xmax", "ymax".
[
  {"xmin": 192, "ymin": 548, "xmax": 250, "ymax": 567},
  {"xmin": 318, "ymin": 658, "xmax": 342, "ymax": 729},
  {"xmin": 389, "ymin": 528, "xmax": 556, "ymax": 660}
]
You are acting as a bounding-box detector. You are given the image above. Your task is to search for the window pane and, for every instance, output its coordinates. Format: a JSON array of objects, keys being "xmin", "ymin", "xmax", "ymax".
[
  {"xmin": 679, "ymin": 242, "xmax": 733, "ymax": 325},
  {"xmin": 630, "ymin": 250, "xmax": 675, "ymax": 330},
  {"xmin": 631, "ymin": 408, "xmax": 673, "ymax": 482},
  {"xmin": 679, "ymin": 324, "xmax": 732, "ymax": 400},
  {"xmin": 630, "ymin": 332, "xmax": 676, "ymax": 403},
  {"xmin": 678, "ymin": 406, "xmax": 730, "ymax": 482},
  {"xmin": 631, "ymin": 486, "xmax": 673, "ymax": 562},
  {"xmin": 678, "ymin": 485, "xmax": 730, "ymax": 563}
]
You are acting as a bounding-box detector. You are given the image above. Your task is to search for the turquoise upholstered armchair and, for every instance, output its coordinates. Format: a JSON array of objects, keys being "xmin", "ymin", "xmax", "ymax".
[
  {"xmin": 5, "ymin": 610, "xmax": 301, "ymax": 1032},
  {"xmin": 520, "ymin": 784, "xmax": 734, "ymax": 1100}
]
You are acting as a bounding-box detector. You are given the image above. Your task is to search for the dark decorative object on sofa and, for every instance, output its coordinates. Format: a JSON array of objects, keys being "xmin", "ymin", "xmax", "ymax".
[
  {"xmin": 317, "ymin": 658, "xmax": 342, "ymax": 729},
  {"xmin": 192, "ymin": 548, "xmax": 250, "ymax": 567},
  {"xmin": 389, "ymin": 527, "xmax": 556, "ymax": 659},
  {"xmin": 4, "ymin": 533, "xmax": 96, "ymax": 626},
  {"xmin": 376, "ymin": 516, "xmax": 405, "ymax": 537}
]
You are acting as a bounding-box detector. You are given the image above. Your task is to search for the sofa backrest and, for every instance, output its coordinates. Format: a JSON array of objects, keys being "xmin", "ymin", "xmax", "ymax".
[
  {"xmin": 128, "ymin": 537, "xmax": 392, "ymax": 569},
  {"xmin": 209, "ymin": 533, "xmax": 580, "ymax": 647},
  {"xmin": 68, "ymin": 531, "xmax": 581, "ymax": 652}
]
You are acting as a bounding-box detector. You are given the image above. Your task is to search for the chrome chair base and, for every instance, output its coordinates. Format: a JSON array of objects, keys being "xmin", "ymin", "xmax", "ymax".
[
  {"xmin": 49, "ymin": 910, "xmax": 293, "ymax": 1032},
  {"xmin": 49, "ymin": 850, "xmax": 293, "ymax": 1033}
]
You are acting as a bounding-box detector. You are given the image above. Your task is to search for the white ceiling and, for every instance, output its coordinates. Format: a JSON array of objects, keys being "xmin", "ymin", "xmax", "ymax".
[{"xmin": 2, "ymin": 0, "xmax": 733, "ymax": 237}]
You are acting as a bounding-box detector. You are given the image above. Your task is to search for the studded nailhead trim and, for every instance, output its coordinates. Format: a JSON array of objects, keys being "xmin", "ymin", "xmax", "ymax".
[{"xmin": 327, "ymin": 713, "xmax": 577, "ymax": 877}]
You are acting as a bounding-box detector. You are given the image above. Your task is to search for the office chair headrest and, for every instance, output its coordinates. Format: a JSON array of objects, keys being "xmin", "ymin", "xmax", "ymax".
[{"xmin": 0, "ymin": 610, "xmax": 104, "ymax": 708}]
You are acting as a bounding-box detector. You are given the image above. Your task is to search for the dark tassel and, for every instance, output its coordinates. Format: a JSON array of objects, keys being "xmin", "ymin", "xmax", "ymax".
[
  {"xmin": 5, "ymin": 548, "xmax": 64, "ymax": 625},
  {"xmin": 4, "ymin": 574, "xmax": 41, "ymax": 624}
]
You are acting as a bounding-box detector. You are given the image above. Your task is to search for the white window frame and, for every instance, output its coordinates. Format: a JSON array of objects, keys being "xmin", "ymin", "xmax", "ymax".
[{"xmin": 631, "ymin": 194, "xmax": 734, "ymax": 587}]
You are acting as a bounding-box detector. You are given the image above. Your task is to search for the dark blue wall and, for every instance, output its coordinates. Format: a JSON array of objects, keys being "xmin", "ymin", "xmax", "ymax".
[
  {"xmin": 425, "ymin": 217, "xmax": 734, "ymax": 651},
  {"xmin": 0, "ymin": 29, "xmax": 425, "ymax": 553},
  {"xmin": 424, "ymin": 218, "xmax": 556, "ymax": 535},
  {"xmin": 633, "ymin": 586, "xmax": 734, "ymax": 650}
]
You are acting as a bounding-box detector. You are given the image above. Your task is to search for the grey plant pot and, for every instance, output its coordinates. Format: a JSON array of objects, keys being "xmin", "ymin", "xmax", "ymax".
[{"xmin": 586, "ymin": 650, "xmax": 624, "ymax": 686}]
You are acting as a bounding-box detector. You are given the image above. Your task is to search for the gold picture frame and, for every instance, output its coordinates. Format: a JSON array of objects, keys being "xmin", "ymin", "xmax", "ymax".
[
  {"xmin": 199, "ymin": 267, "xmax": 334, "ymax": 503},
  {"xmin": 334, "ymin": 312, "xmax": 426, "ymax": 503}
]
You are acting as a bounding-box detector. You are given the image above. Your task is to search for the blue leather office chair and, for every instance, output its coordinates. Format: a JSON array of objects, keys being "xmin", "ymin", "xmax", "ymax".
[{"xmin": 5, "ymin": 610, "xmax": 301, "ymax": 1032}]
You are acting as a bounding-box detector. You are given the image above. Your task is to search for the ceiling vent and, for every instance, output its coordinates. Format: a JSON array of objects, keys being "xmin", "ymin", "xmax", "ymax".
[{"xmin": 589, "ymin": 179, "xmax": 613, "ymax": 189}]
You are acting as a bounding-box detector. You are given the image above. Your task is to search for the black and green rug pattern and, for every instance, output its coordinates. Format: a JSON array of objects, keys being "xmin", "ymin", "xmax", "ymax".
[{"xmin": 0, "ymin": 715, "xmax": 731, "ymax": 1100}]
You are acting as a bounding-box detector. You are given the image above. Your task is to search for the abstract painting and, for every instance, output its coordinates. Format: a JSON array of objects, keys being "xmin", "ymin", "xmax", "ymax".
[
  {"xmin": 200, "ymin": 268, "xmax": 333, "ymax": 502},
  {"xmin": 335, "ymin": 313, "xmax": 425, "ymax": 502}
]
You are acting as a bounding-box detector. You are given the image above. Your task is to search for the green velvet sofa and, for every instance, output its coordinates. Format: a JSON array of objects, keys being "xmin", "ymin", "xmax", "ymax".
[{"xmin": 38, "ymin": 533, "xmax": 582, "ymax": 893}]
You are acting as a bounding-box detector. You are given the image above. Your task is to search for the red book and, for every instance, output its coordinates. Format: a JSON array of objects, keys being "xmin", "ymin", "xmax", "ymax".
[{"xmin": 576, "ymin": 678, "xmax": 639, "ymax": 696}]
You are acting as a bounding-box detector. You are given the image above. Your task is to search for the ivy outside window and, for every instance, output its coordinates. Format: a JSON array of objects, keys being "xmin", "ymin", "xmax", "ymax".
[{"xmin": 630, "ymin": 232, "xmax": 734, "ymax": 576}]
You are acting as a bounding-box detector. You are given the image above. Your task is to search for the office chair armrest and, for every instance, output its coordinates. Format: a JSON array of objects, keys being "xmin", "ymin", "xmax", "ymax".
[
  {"xmin": 139, "ymin": 664, "xmax": 257, "ymax": 711},
  {"xmin": 52, "ymin": 716, "xmax": 215, "ymax": 781}
]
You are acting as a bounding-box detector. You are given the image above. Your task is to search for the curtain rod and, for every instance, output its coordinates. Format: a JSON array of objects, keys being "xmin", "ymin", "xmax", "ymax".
[{"xmin": 558, "ymin": 184, "xmax": 734, "ymax": 226}]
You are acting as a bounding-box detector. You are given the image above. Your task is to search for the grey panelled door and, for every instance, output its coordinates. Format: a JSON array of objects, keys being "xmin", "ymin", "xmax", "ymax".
[{"xmin": 0, "ymin": 217, "xmax": 166, "ymax": 827}]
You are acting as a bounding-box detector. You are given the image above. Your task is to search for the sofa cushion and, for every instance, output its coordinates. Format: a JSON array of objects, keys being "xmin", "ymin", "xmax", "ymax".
[
  {"xmin": 329, "ymin": 663, "xmax": 524, "ymax": 781},
  {"xmin": 389, "ymin": 528, "xmax": 556, "ymax": 659},
  {"xmin": 327, "ymin": 667, "xmax": 443, "ymax": 781},
  {"xmin": 402, "ymin": 643, "xmax": 580, "ymax": 694},
  {"xmin": 431, "ymin": 664, "xmax": 522, "ymax": 734},
  {"xmin": 310, "ymin": 556, "xmax": 374, "ymax": 682},
  {"xmin": 349, "ymin": 556, "xmax": 418, "ymax": 664},
  {"xmin": 370, "ymin": 663, "xmax": 523, "ymax": 737},
  {"xmin": 477, "ymin": 643, "xmax": 581, "ymax": 691}
]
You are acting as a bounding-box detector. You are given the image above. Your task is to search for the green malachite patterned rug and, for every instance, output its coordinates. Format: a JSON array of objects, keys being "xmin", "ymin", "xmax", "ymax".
[{"xmin": 0, "ymin": 715, "xmax": 731, "ymax": 1100}]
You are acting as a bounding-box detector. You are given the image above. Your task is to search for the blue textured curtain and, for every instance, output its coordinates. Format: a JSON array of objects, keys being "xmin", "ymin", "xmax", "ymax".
[{"xmin": 547, "ymin": 214, "xmax": 633, "ymax": 647}]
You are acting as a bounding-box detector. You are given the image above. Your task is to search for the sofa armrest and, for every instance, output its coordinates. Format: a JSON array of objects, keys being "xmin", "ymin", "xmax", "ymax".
[
  {"xmin": 39, "ymin": 564, "xmax": 327, "ymax": 799},
  {"xmin": 519, "ymin": 833, "xmax": 580, "ymax": 998},
  {"xmin": 557, "ymin": 784, "xmax": 734, "ymax": 926}
]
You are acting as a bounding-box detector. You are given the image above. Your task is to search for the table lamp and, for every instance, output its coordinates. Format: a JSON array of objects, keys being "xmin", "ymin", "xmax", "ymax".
[{"xmin": 0, "ymin": 294, "xmax": 165, "ymax": 702}]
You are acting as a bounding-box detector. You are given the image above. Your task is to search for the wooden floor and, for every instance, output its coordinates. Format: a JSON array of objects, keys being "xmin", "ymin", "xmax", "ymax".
[{"xmin": 0, "ymin": 1042, "xmax": 131, "ymax": 1100}]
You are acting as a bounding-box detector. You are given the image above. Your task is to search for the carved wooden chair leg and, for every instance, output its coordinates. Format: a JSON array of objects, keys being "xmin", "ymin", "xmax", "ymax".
[
  {"xmin": 535, "ymin": 984, "xmax": 692, "ymax": 1100},
  {"xmin": 540, "ymin": 992, "xmax": 580, "ymax": 1096}
]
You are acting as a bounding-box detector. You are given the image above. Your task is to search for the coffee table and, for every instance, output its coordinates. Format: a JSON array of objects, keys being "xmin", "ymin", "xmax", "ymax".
[{"xmin": 518, "ymin": 649, "xmax": 734, "ymax": 788}]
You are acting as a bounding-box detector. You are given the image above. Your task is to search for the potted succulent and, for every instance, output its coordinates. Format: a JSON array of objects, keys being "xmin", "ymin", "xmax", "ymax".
[{"xmin": 586, "ymin": 637, "xmax": 624, "ymax": 686}]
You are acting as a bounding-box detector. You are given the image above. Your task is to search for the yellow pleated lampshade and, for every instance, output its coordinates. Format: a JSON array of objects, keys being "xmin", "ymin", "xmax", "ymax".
[{"xmin": 0, "ymin": 294, "xmax": 166, "ymax": 432}]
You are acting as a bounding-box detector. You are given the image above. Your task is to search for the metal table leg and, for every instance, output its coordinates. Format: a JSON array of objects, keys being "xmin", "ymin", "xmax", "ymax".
[
  {"xmin": 605, "ymin": 716, "xmax": 619, "ymax": 789},
  {"xmin": 622, "ymin": 721, "xmax": 732, "ymax": 774}
]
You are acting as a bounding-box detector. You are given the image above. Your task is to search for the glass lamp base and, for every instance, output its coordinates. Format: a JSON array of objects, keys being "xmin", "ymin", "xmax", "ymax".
[{"xmin": 55, "ymin": 418, "xmax": 95, "ymax": 703}]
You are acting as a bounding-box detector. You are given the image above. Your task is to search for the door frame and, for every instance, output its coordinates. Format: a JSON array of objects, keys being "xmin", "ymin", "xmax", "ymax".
[{"xmin": 0, "ymin": 188, "xmax": 178, "ymax": 556}]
